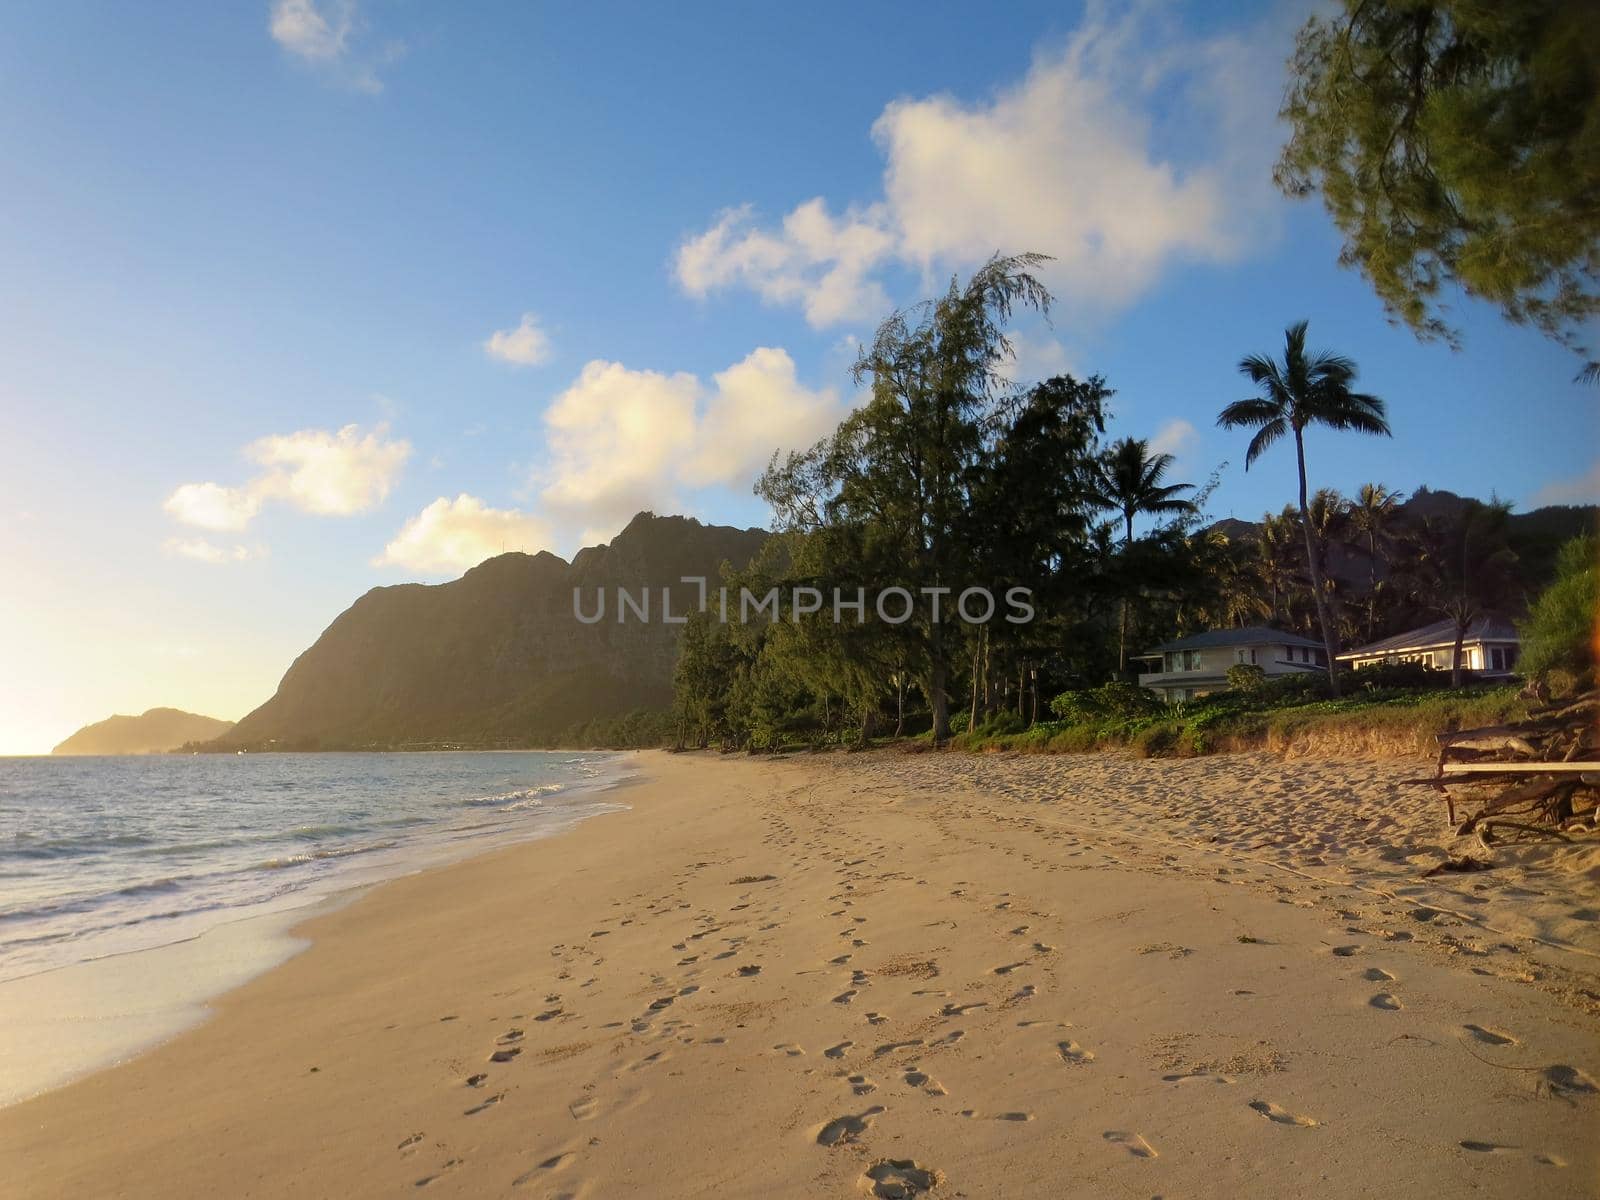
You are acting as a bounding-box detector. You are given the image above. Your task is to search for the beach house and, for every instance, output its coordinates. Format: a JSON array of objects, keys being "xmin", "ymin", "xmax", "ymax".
[
  {"xmin": 1336, "ymin": 614, "xmax": 1522, "ymax": 677},
  {"xmin": 1134, "ymin": 626, "xmax": 1327, "ymax": 703}
]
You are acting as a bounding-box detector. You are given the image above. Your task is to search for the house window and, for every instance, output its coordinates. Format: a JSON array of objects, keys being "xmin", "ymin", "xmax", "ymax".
[
  {"xmin": 1490, "ymin": 646, "xmax": 1518, "ymax": 672},
  {"xmin": 1183, "ymin": 650, "xmax": 1199, "ymax": 671}
]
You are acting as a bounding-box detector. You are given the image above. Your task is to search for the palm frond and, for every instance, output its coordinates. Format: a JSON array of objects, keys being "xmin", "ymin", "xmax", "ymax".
[
  {"xmin": 1217, "ymin": 397, "xmax": 1282, "ymax": 429},
  {"xmin": 1244, "ymin": 417, "xmax": 1288, "ymax": 469}
]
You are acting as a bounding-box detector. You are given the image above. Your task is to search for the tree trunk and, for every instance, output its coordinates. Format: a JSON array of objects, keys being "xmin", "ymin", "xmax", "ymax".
[
  {"xmin": 969, "ymin": 631, "xmax": 982, "ymax": 732},
  {"xmin": 1366, "ymin": 530, "xmax": 1379, "ymax": 643},
  {"xmin": 893, "ymin": 673, "xmax": 906, "ymax": 738},
  {"xmin": 1118, "ymin": 509, "xmax": 1134, "ymax": 676},
  {"xmin": 1451, "ymin": 619, "xmax": 1467, "ymax": 689},
  {"xmin": 929, "ymin": 650, "xmax": 951, "ymax": 742},
  {"xmin": 1295, "ymin": 429, "xmax": 1342, "ymax": 697}
]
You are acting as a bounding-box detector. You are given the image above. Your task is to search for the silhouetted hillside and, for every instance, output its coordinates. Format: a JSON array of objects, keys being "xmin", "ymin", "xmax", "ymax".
[
  {"xmin": 211, "ymin": 514, "xmax": 768, "ymax": 750},
  {"xmin": 53, "ymin": 708, "xmax": 234, "ymax": 755}
]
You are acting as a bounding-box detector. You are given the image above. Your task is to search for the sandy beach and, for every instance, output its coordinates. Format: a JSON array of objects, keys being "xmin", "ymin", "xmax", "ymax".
[{"xmin": 3, "ymin": 750, "xmax": 1597, "ymax": 1199}]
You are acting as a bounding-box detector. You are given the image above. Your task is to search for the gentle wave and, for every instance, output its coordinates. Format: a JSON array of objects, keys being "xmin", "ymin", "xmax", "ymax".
[{"xmin": 0, "ymin": 751, "xmax": 623, "ymax": 981}]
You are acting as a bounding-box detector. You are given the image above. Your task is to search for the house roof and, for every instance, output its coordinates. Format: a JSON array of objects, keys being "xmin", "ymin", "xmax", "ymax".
[
  {"xmin": 1142, "ymin": 626, "xmax": 1325, "ymax": 655},
  {"xmin": 1337, "ymin": 614, "xmax": 1520, "ymax": 660}
]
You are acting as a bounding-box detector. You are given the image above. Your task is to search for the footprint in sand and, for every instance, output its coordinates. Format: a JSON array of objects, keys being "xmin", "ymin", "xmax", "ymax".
[
  {"xmin": 1361, "ymin": 968, "xmax": 1396, "ymax": 982},
  {"xmin": 1162, "ymin": 1070, "xmax": 1234, "ymax": 1086},
  {"xmin": 1249, "ymin": 1100, "xmax": 1318, "ymax": 1127},
  {"xmin": 1058, "ymin": 1040, "xmax": 1096, "ymax": 1065},
  {"xmin": 397, "ymin": 1133, "xmax": 425, "ymax": 1154},
  {"xmin": 874, "ymin": 1039, "xmax": 924, "ymax": 1058},
  {"xmin": 939, "ymin": 1002, "xmax": 987, "ymax": 1017},
  {"xmin": 489, "ymin": 1047, "xmax": 522, "ymax": 1064},
  {"xmin": 992, "ymin": 961, "xmax": 1029, "ymax": 976},
  {"xmin": 825, "ymin": 1041, "xmax": 854, "ymax": 1059},
  {"xmin": 848, "ymin": 1074, "xmax": 879, "ymax": 1096},
  {"xmin": 1458, "ymin": 1139, "xmax": 1567, "ymax": 1165},
  {"xmin": 464, "ymin": 1092, "xmax": 505, "ymax": 1116},
  {"xmin": 862, "ymin": 1159, "xmax": 944, "ymax": 1198},
  {"xmin": 815, "ymin": 1105, "xmax": 885, "ymax": 1147},
  {"xmin": 511, "ymin": 1151, "xmax": 576, "ymax": 1186},
  {"xmin": 1462, "ymin": 1024, "xmax": 1518, "ymax": 1046},
  {"xmin": 866, "ymin": 1012, "xmax": 889, "ymax": 1026},
  {"xmin": 903, "ymin": 1068, "xmax": 947, "ymax": 1096},
  {"xmin": 1369, "ymin": 993, "xmax": 1403, "ymax": 1011},
  {"xmin": 1541, "ymin": 1064, "xmax": 1598, "ymax": 1099},
  {"xmin": 465, "ymin": 1073, "xmax": 487, "ymax": 1088},
  {"xmin": 568, "ymin": 1097, "xmax": 600, "ymax": 1121},
  {"xmin": 1103, "ymin": 1130, "xmax": 1157, "ymax": 1158},
  {"xmin": 834, "ymin": 989, "xmax": 859, "ymax": 1005},
  {"xmin": 773, "ymin": 1043, "xmax": 806, "ymax": 1057},
  {"xmin": 960, "ymin": 1109, "xmax": 1033, "ymax": 1122},
  {"xmin": 1331, "ymin": 945, "xmax": 1361, "ymax": 957}
]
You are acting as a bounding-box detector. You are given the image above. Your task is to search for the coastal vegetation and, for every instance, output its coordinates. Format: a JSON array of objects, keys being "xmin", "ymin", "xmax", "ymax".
[{"xmin": 659, "ymin": 256, "xmax": 1594, "ymax": 758}]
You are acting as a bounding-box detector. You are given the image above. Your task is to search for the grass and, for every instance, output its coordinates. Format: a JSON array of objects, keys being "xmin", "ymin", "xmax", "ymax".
[{"xmin": 952, "ymin": 685, "xmax": 1530, "ymax": 760}]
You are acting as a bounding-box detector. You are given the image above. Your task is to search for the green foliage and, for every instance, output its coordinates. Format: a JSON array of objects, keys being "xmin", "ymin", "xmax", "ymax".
[
  {"xmin": 1225, "ymin": 663, "xmax": 1267, "ymax": 692},
  {"xmin": 1277, "ymin": 0, "xmax": 1600, "ymax": 357},
  {"xmin": 1518, "ymin": 534, "xmax": 1599, "ymax": 685},
  {"xmin": 1048, "ymin": 682, "xmax": 1165, "ymax": 724}
]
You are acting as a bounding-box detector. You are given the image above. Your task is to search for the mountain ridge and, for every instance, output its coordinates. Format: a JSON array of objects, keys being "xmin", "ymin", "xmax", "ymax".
[
  {"xmin": 209, "ymin": 513, "xmax": 768, "ymax": 751},
  {"xmin": 53, "ymin": 708, "xmax": 234, "ymax": 756}
]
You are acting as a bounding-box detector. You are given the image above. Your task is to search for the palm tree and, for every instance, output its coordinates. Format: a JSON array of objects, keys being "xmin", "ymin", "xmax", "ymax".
[
  {"xmin": 1406, "ymin": 500, "xmax": 1520, "ymax": 688},
  {"xmin": 1346, "ymin": 483, "xmax": 1405, "ymax": 641},
  {"xmin": 1093, "ymin": 438, "xmax": 1196, "ymax": 673},
  {"xmin": 1218, "ymin": 321, "xmax": 1390, "ymax": 695},
  {"xmin": 1255, "ymin": 509, "xmax": 1303, "ymax": 627}
]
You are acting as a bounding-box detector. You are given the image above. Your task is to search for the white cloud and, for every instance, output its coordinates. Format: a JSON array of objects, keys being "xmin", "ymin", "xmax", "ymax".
[
  {"xmin": 249, "ymin": 423, "xmax": 411, "ymax": 515},
  {"xmin": 535, "ymin": 349, "xmax": 845, "ymax": 538},
  {"xmin": 1149, "ymin": 418, "xmax": 1199, "ymax": 461},
  {"xmin": 164, "ymin": 423, "xmax": 410, "ymax": 532},
  {"xmin": 675, "ymin": 9, "xmax": 1279, "ymax": 326},
  {"xmin": 163, "ymin": 482, "xmax": 263, "ymax": 533},
  {"xmin": 539, "ymin": 361, "xmax": 701, "ymax": 535},
  {"xmin": 1533, "ymin": 460, "xmax": 1600, "ymax": 506},
  {"xmin": 1005, "ymin": 331, "xmax": 1075, "ymax": 386},
  {"xmin": 376, "ymin": 494, "xmax": 553, "ymax": 575},
  {"xmin": 677, "ymin": 201, "xmax": 896, "ymax": 327},
  {"xmin": 484, "ymin": 313, "xmax": 554, "ymax": 367},
  {"xmin": 268, "ymin": 0, "xmax": 399, "ymax": 93},
  {"xmin": 684, "ymin": 348, "xmax": 844, "ymax": 487},
  {"xmin": 269, "ymin": 0, "xmax": 349, "ymax": 61},
  {"xmin": 163, "ymin": 537, "xmax": 267, "ymax": 565}
]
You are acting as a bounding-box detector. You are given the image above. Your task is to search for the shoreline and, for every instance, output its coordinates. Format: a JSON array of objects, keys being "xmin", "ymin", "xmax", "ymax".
[
  {"xmin": 3, "ymin": 750, "xmax": 1595, "ymax": 1198},
  {"xmin": 0, "ymin": 756, "xmax": 639, "ymax": 1107}
]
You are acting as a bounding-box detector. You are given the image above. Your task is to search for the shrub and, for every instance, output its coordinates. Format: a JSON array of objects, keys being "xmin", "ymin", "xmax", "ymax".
[
  {"xmin": 1519, "ymin": 534, "xmax": 1598, "ymax": 688},
  {"xmin": 1347, "ymin": 660, "xmax": 1442, "ymax": 691},
  {"xmin": 1093, "ymin": 681, "xmax": 1164, "ymax": 720},
  {"xmin": 979, "ymin": 711, "xmax": 1028, "ymax": 737},
  {"xmin": 1130, "ymin": 722, "xmax": 1181, "ymax": 757},
  {"xmin": 1225, "ymin": 663, "xmax": 1267, "ymax": 693},
  {"xmin": 1257, "ymin": 671, "xmax": 1330, "ymax": 704},
  {"xmin": 1049, "ymin": 689, "xmax": 1100, "ymax": 723}
]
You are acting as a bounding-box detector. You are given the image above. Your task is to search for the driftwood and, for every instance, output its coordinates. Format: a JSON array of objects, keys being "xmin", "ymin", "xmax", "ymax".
[{"xmin": 1425, "ymin": 691, "xmax": 1600, "ymax": 836}]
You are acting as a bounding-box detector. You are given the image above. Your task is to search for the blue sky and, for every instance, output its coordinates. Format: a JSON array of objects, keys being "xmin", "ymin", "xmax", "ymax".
[{"xmin": 1, "ymin": 1, "xmax": 1594, "ymax": 753}]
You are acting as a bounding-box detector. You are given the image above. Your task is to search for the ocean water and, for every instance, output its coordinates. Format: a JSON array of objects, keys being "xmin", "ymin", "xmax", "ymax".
[{"xmin": 0, "ymin": 751, "xmax": 630, "ymax": 984}]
